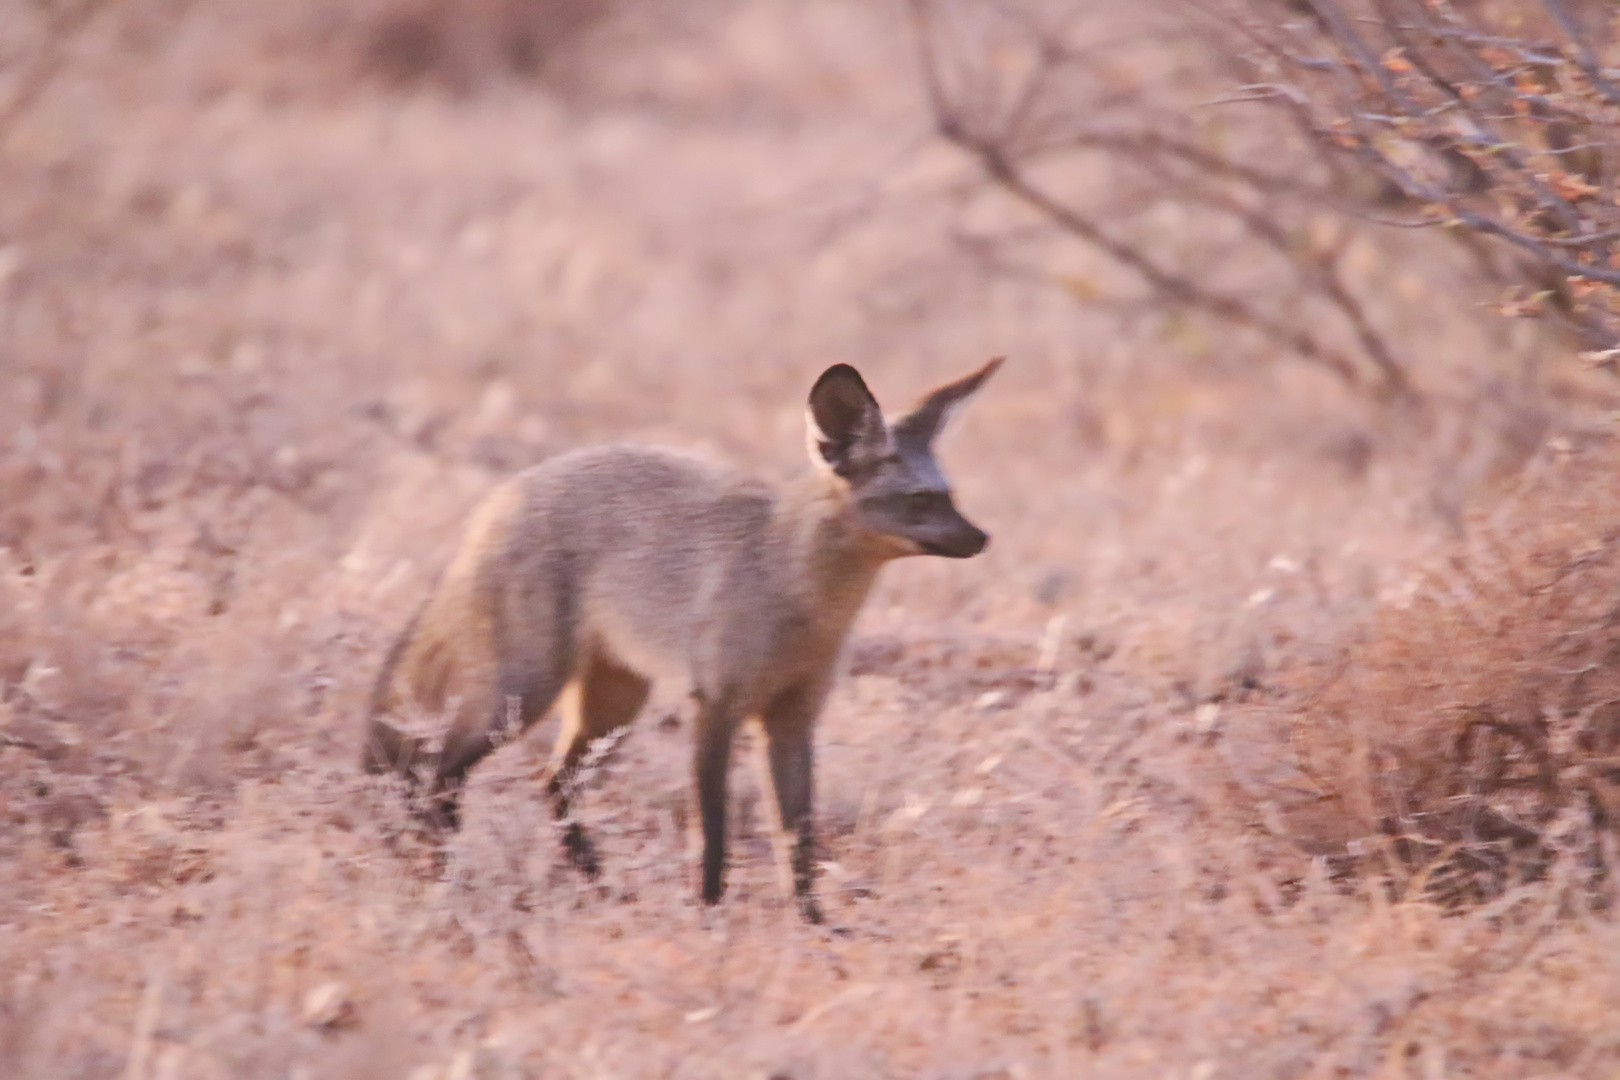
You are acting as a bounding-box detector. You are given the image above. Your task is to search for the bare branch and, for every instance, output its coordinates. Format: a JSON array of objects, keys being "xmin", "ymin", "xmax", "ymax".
[
  {"xmin": 912, "ymin": 0, "xmax": 1416, "ymax": 400},
  {"xmin": 1543, "ymin": 0, "xmax": 1620, "ymax": 107}
]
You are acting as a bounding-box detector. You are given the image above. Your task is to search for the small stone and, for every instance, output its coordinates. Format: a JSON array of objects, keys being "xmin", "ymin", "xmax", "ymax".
[{"xmin": 301, "ymin": 981, "xmax": 355, "ymax": 1030}]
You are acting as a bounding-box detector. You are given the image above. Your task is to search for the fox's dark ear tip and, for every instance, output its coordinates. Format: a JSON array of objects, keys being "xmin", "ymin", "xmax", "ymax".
[
  {"xmin": 812, "ymin": 363, "xmax": 865, "ymax": 387},
  {"xmin": 809, "ymin": 363, "xmax": 873, "ymax": 402}
]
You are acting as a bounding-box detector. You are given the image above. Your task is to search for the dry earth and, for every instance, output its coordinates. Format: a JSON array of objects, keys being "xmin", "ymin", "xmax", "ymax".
[{"xmin": 4, "ymin": 2, "xmax": 1620, "ymax": 1078}]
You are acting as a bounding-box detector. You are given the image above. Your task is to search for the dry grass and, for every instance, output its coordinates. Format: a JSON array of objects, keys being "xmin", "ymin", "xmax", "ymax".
[
  {"xmin": 4, "ymin": 1, "xmax": 1620, "ymax": 1077},
  {"xmin": 1243, "ymin": 437, "xmax": 1620, "ymax": 910}
]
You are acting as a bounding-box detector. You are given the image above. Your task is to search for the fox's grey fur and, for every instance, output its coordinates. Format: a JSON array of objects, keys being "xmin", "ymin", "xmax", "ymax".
[{"xmin": 363, "ymin": 358, "xmax": 1002, "ymax": 922}]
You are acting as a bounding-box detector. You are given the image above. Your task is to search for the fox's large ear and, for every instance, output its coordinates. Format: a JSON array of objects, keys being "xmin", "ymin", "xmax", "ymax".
[
  {"xmin": 892, "ymin": 356, "xmax": 1003, "ymax": 450},
  {"xmin": 806, "ymin": 364, "xmax": 889, "ymax": 478}
]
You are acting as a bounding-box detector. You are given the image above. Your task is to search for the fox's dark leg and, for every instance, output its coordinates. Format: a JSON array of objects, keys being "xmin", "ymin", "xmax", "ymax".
[
  {"xmin": 762, "ymin": 684, "xmax": 823, "ymax": 924},
  {"xmin": 429, "ymin": 665, "xmax": 572, "ymax": 833},
  {"xmin": 542, "ymin": 648, "xmax": 650, "ymax": 876},
  {"xmin": 693, "ymin": 693, "xmax": 742, "ymax": 906},
  {"xmin": 429, "ymin": 722, "xmax": 502, "ymax": 832}
]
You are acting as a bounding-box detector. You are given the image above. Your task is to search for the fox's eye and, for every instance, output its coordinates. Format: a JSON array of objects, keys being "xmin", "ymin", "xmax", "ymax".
[
  {"xmin": 864, "ymin": 490, "xmax": 947, "ymax": 524},
  {"xmin": 903, "ymin": 492, "xmax": 945, "ymax": 518}
]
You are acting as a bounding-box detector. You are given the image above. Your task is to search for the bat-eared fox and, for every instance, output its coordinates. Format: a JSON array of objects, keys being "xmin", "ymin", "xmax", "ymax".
[{"xmin": 364, "ymin": 357, "xmax": 1002, "ymax": 923}]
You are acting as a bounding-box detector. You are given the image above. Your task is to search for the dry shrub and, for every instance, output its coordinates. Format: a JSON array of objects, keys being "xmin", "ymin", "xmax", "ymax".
[
  {"xmin": 1231, "ymin": 0, "xmax": 1620, "ymax": 358},
  {"xmin": 1267, "ymin": 434, "xmax": 1620, "ymax": 906}
]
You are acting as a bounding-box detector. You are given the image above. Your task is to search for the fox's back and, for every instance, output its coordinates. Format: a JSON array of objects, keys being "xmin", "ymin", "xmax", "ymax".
[{"xmin": 496, "ymin": 445, "xmax": 784, "ymax": 678}]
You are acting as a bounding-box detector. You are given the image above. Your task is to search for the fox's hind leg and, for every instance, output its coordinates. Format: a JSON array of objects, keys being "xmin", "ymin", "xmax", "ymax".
[
  {"xmin": 429, "ymin": 654, "xmax": 576, "ymax": 832},
  {"xmin": 542, "ymin": 646, "xmax": 650, "ymax": 876}
]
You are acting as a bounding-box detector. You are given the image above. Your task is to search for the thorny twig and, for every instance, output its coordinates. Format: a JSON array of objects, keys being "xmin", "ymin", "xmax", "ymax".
[{"xmin": 1227, "ymin": 0, "xmax": 1620, "ymax": 361}]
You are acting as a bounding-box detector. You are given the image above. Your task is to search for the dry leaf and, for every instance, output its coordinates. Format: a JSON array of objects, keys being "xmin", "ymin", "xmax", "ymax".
[{"xmin": 1541, "ymin": 170, "xmax": 1601, "ymax": 201}]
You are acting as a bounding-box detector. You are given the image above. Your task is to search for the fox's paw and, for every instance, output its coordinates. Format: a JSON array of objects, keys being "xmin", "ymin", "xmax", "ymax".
[
  {"xmin": 796, "ymin": 895, "xmax": 824, "ymax": 925},
  {"xmin": 415, "ymin": 794, "xmax": 461, "ymax": 834}
]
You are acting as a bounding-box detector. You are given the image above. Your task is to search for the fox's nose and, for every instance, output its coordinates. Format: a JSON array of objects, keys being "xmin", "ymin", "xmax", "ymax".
[
  {"xmin": 923, "ymin": 521, "xmax": 989, "ymax": 558},
  {"xmin": 944, "ymin": 525, "xmax": 987, "ymax": 558}
]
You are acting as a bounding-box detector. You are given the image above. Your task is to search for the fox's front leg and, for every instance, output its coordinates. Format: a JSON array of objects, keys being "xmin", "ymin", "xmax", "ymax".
[
  {"xmin": 763, "ymin": 685, "xmax": 822, "ymax": 924},
  {"xmin": 693, "ymin": 695, "xmax": 741, "ymax": 906}
]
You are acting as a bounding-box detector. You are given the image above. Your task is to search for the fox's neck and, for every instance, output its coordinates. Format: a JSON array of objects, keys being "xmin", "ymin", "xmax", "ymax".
[{"xmin": 775, "ymin": 471, "xmax": 891, "ymax": 637}]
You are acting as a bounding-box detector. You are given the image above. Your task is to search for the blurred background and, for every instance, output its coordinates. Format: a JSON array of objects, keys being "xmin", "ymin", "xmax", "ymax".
[{"xmin": 4, "ymin": 1, "xmax": 1620, "ymax": 1077}]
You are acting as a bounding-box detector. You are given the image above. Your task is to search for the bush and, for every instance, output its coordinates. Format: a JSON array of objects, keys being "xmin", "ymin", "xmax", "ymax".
[{"xmin": 1254, "ymin": 433, "xmax": 1620, "ymax": 907}]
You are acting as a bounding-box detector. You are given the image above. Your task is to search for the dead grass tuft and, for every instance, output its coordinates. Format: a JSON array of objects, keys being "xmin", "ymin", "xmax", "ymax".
[{"xmin": 1258, "ymin": 436, "xmax": 1620, "ymax": 907}]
